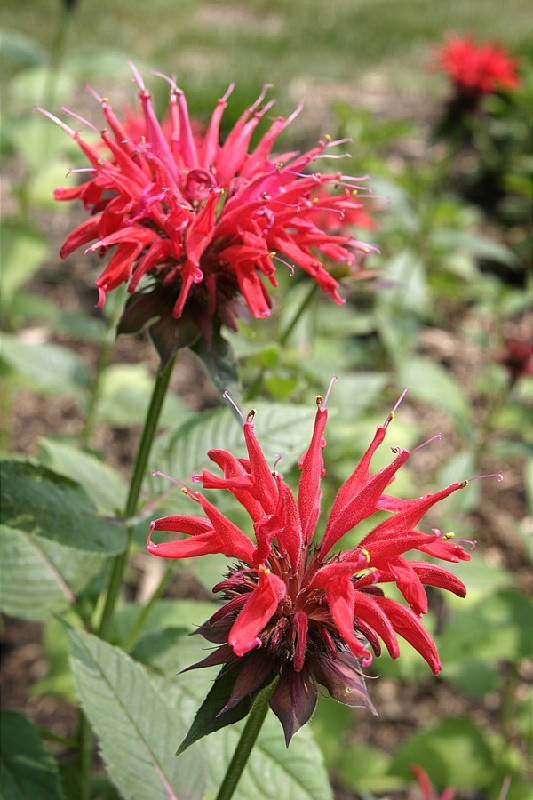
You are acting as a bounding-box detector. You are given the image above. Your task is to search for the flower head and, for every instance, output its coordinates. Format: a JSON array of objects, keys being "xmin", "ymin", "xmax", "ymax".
[
  {"xmin": 435, "ymin": 35, "xmax": 520, "ymax": 95},
  {"xmin": 148, "ymin": 388, "xmax": 477, "ymax": 745},
  {"xmin": 41, "ymin": 67, "xmax": 375, "ymax": 353}
]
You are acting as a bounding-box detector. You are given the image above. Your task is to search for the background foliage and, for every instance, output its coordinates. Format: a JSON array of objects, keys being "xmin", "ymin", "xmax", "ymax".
[{"xmin": 1, "ymin": 1, "xmax": 532, "ymax": 799}]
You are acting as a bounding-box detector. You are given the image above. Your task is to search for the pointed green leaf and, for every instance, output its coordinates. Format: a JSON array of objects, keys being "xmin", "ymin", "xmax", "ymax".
[
  {"xmin": 0, "ymin": 525, "xmax": 105, "ymax": 620},
  {"xmin": 67, "ymin": 628, "xmax": 206, "ymax": 800},
  {"xmin": 191, "ymin": 328, "xmax": 242, "ymax": 409},
  {"xmin": 150, "ymin": 402, "xmax": 315, "ymax": 493},
  {"xmin": 0, "ymin": 334, "xmax": 88, "ymax": 398},
  {"xmin": 1, "ymin": 461, "xmax": 126, "ymax": 554},
  {"xmin": 177, "ymin": 664, "xmax": 262, "ymax": 755},
  {"xmin": 38, "ymin": 439, "xmax": 127, "ymax": 514},
  {"xmin": 0, "ymin": 709, "xmax": 65, "ymax": 800},
  {"xmin": 399, "ymin": 357, "xmax": 472, "ymax": 436}
]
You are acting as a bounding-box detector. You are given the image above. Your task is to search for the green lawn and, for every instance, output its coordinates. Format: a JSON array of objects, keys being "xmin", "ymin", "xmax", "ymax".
[{"xmin": 3, "ymin": 0, "xmax": 533, "ymax": 114}]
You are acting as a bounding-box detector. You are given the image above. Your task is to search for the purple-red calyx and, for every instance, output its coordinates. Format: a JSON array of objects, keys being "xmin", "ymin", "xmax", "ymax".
[
  {"xmin": 40, "ymin": 66, "xmax": 376, "ymax": 349},
  {"xmin": 147, "ymin": 386, "xmax": 481, "ymax": 745}
]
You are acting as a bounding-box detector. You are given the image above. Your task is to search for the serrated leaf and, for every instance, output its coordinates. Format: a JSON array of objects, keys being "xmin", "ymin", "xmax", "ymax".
[
  {"xmin": 150, "ymin": 403, "xmax": 315, "ymax": 492},
  {"xmin": 191, "ymin": 329, "xmax": 242, "ymax": 409},
  {"xmin": 0, "ymin": 524, "xmax": 105, "ymax": 621},
  {"xmin": 0, "ymin": 333, "xmax": 89, "ymax": 398},
  {"xmin": 38, "ymin": 439, "xmax": 127, "ymax": 514},
  {"xmin": 68, "ymin": 628, "xmax": 206, "ymax": 800},
  {"xmin": 0, "ymin": 709, "xmax": 64, "ymax": 800},
  {"xmin": 1, "ymin": 461, "xmax": 127, "ymax": 554},
  {"xmin": 158, "ymin": 669, "xmax": 334, "ymax": 800},
  {"xmin": 398, "ymin": 357, "xmax": 471, "ymax": 436}
]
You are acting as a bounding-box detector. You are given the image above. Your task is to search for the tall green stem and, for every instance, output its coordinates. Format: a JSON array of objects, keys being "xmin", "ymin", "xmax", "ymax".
[
  {"xmin": 98, "ymin": 354, "xmax": 176, "ymax": 640},
  {"xmin": 76, "ymin": 710, "xmax": 93, "ymax": 800},
  {"xmin": 214, "ymin": 680, "xmax": 277, "ymax": 800}
]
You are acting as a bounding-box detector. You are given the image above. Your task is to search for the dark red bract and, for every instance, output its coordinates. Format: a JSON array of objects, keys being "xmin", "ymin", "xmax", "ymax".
[{"xmin": 148, "ymin": 388, "xmax": 473, "ymax": 744}]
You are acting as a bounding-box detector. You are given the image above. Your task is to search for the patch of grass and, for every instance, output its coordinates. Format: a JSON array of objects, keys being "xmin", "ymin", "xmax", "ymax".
[{"xmin": 2, "ymin": 0, "xmax": 533, "ymax": 105}]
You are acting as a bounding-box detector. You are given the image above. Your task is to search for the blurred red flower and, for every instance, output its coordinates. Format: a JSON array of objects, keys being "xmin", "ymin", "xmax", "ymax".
[
  {"xmin": 409, "ymin": 766, "xmax": 454, "ymax": 800},
  {"xmin": 499, "ymin": 337, "xmax": 533, "ymax": 383},
  {"xmin": 435, "ymin": 35, "xmax": 520, "ymax": 94},
  {"xmin": 41, "ymin": 67, "xmax": 375, "ymax": 349},
  {"xmin": 148, "ymin": 387, "xmax": 474, "ymax": 744}
]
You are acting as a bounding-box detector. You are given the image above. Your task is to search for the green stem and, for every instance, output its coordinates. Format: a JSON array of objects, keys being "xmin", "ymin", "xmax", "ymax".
[
  {"xmin": 76, "ymin": 710, "xmax": 93, "ymax": 800},
  {"xmin": 124, "ymin": 565, "xmax": 173, "ymax": 652},
  {"xmin": 80, "ymin": 337, "xmax": 114, "ymax": 448},
  {"xmin": 279, "ymin": 283, "xmax": 319, "ymax": 348},
  {"xmin": 214, "ymin": 680, "xmax": 277, "ymax": 800},
  {"xmin": 97, "ymin": 353, "xmax": 176, "ymax": 640}
]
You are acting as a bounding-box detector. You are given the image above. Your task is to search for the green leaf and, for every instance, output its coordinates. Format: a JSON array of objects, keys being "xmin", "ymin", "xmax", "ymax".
[
  {"xmin": 398, "ymin": 357, "xmax": 472, "ymax": 436},
  {"xmin": 160, "ymin": 670, "xmax": 333, "ymax": 800},
  {"xmin": 177, "ymin": 664, "xmax": 263, "ymax": 755},
  {"xmin": 191, "ymin": 328, "xmax": 242, "ymax": 409},
  {"xmin": 31, "ymin": 617, "xmax": 78, "ymax": 702},
  {"xmin": 96, "ymin": 364, "xmax": 188, "ymax": 428},
  {"xmin": 135, "ymin": 625, "xmax": 333, "ymax": 799},
  {"xmin": 68, "ymin": 628, "xmax": 206, "ymax": 800},
  {"xmin": 0, "ymin": 334, "xmax": 89, "ymax": 399},
  {"xmin": 0, "ymin": 524, "xmax": 105, "ymax": 621},
  {"xmin": 111, "ymin": 600, "xmax": 218, "ymax": 647},
  {"xmin": 0, "ymin": 221, "xmax": 48, "ymax": 305},
  {"xmin": 330, "ymin": 373, "xmax": 388, "ymax": 419},
  {"xmin": 38, "ymin": 439, "xmax": 127, "ymax": 514},
  {"xmin": 0, "ymin": 709, "xmax": 65, "ymax": 800},
  {"xmin": 0, "ymin": 28, "xmax": 48, "ymax": 67},
  {"xmin": 150, "ymin": 403, "xmax": 315, "ymax": 492},
  {"xmin": 390, "ymin": 716, "xmax": 495, "ymax": 789},
  {"xmin": 1, "ymin": 461, "xmax": 127, "ymax": 554}
]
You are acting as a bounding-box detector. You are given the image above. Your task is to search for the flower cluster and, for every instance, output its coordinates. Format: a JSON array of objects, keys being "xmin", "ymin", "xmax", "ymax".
[
  {"xmin": 148, "ymin": 388, "xmax": 475, "ymax": 744},
  {"xmin": 41, "ymin": 67, "xmax": 375, "ymax": 348},
  {"xmin": 435, "ymin": 35, "xmax": 520, "ymax": 95}
]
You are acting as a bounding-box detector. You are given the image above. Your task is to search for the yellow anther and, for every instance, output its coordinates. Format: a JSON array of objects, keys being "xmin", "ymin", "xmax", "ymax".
[
  {"xmin": 390, "ymin": 410, "xmax": 395, "ymax": 421},
  {"xmin": 313, "ymin": 196, "xmax": 318, "ymax": 205},
  {"xmin": 352, "ymin": 189, "xmax": 358, "ymax": 196},
  {"xmin": 269, "ymin": 251, "xmax": 276, "ymax": 258},
  {"xmin": 259, "ymin": 565, "xmax": 271, "ymax": 573},
  {"xmin": 443, "ymin": 532, "xmax": 455, "ymax": 540},
  {"xmin": 316, "ymin": 395, "xmax": 323, "ymax": 406},
  {"xmin": 325, "ymin": 133, "xmax": 331, "ymax": 142},
  {"xmin": 463, "ymin": 480, "xmax": 469, "ymax": 487},
  {"xmin": 97, "ymin": 158, "xmax": 104, "ymax": 168},
  {"xmin": 220, "ymin": 188, "xmax": 225, "ymax": 195},
  {"xmin": 362, "ymin": 247, "xmax": 371, "ymax": 254},
  {"xmin": 101, "ymin": 97, "xmax": 109, "ymax": 103},
  {"xmin": 361, "ymin": 547, "xmax": 371, "ymax": 564}
]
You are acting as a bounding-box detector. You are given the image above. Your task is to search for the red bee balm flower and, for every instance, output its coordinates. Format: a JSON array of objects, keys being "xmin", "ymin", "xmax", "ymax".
[
  {"xmin": 436, "ymin": 35, "xmax": 520, "ymax": 94},
  {"xmin": 148, "ymin": 387, "xmax": 477, "ymax": 746},
  {"xmin": 40, "ymin": 66, "xmax": 375, "ymax": 351}
]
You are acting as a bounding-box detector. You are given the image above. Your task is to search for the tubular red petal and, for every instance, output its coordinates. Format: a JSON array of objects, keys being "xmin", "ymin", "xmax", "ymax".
[
  {"xmin": 298, "ymin": 404, "xmax": 327, "ymax": 543},
  {"xmin": 243, "ymin": 416, "xmax": 278, "ymax": 514},
  {"xmin": 228, "ymin": 569, "xmax": 286, "ymax": 657},
  {"xmin": 321, "ymin": 448, "xmax": 410, "ymax": 557},
  {"xmin": 373, "ymin": 595, "xmax": 442, "ymax": 674},
  {"xmin": 354, "ymin": 591, "xmax": 400, "ymax": 658}
]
